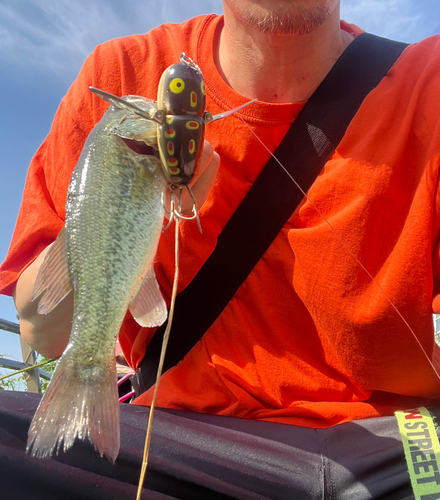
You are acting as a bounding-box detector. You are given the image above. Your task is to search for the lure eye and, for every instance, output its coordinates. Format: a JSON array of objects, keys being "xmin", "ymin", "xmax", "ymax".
[
  {"xmin": 169, "ymin": 78, "xmax": 185, "ymax": 94},
  {"xmin": 201, "ymin": 81, "xmax": 206, "ymax": 96}
]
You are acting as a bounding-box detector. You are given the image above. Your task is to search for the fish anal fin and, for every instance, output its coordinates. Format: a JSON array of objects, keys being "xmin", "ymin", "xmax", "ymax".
[
  {"xmin": 33, "ymin": 227, "xmax": 72, "ymax": 314},
  {"xmin": 129, "ymin": 268, "xmax": 167, "ymax": 327}
]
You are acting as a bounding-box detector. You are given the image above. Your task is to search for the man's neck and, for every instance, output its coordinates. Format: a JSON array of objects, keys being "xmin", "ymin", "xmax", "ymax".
[{"xmin": 216, "ymin": 4, "xmax": 354, "ymax": 103}]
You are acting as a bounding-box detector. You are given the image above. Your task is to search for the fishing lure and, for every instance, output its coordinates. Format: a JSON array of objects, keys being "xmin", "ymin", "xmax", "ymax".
[{"xmin": 91, "ymin": 53, "xmax": 255, "ymax": 229}]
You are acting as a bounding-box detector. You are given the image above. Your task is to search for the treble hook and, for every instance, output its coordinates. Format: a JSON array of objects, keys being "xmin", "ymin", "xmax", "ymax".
[
  {"xmin": 162, "ymin": 185, "xmax": 202, "ymax": 234},
  {"xmin": 161, "ymin": 190, "xmax": 174, "ymax": 232}
]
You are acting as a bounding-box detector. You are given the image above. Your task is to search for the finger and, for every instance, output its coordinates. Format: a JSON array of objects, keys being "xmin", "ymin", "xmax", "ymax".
[
  {"xmin": 197, "ymin": 141, "xmax": 215, "ymax": 180},
  {"xmin": 181, "ymin": 142, "xmax": 220, "ymax": 213},
  {"xmin": 190, "ymin": 151, "xmax": 220, "ymax": 208}
]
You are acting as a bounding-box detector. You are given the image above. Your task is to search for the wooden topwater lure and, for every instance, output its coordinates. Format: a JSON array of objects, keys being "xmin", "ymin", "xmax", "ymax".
[{"xmin": 91, "ymin": 53, "xmax": 255, "ymax": 227}]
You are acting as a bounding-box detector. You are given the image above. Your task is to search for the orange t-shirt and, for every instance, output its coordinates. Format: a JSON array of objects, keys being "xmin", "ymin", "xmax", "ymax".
[{"xmin": 2, "ymin": 15, "xmax": 440, "ymax": 428}]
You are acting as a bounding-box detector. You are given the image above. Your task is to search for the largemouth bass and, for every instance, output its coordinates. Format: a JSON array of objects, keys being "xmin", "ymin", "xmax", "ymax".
[{"xmin": 27, "ymin": 95, "xmax": 168, "ymax": 462}]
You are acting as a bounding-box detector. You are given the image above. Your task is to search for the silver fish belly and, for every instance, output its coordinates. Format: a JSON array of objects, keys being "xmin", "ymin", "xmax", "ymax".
[{"xmin": 27, "ymin": 97, "xmax": 168, "ymax": 462}]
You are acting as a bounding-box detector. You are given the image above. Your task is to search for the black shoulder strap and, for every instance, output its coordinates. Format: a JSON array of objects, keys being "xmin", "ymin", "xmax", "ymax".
[{"xmin": 133, "ymin": 34, "xmax": 408, "ymax": 395}]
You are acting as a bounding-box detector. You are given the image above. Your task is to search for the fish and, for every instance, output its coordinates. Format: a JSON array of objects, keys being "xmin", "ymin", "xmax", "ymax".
[{"xmin": 26, "ymin": 94, "xmax": 169, "ymax": 462}]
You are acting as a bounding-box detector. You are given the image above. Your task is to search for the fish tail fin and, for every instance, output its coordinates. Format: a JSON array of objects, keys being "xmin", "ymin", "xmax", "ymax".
[{"xmin": 27, "ymin": 353, "xmax": 120, "ymax": 462}]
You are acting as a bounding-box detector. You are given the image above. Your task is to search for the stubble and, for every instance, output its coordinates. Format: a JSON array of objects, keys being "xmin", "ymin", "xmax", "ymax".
[{"xmin": 238, "ymin": 2, "xmax": 336, "ymax": 35}]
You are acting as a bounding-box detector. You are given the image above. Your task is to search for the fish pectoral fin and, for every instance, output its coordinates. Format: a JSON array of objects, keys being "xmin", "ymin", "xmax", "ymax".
[
  {"xmin": 129, "ymin": 268, "xmax": 167, "ymax": 327},
  {"xmin": 33, "ymin": 227, "xmax": 73, "ymax": 314}
]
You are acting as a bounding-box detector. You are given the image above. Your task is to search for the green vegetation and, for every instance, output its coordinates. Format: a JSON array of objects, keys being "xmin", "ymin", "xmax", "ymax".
[
  {"xmin": 0, "ymin": 354, "xmax": 57, "ymax": 392},
  {"xmin": 0, "ymin": 355, "xmax": 25, "ymax": 391},
  {"xmin": 38, "ymin": 356, "xmax": 57, "ymax": 391}
]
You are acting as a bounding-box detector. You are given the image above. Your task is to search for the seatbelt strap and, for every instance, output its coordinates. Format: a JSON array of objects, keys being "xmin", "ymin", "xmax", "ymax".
[
  {"xmin": 395, "ymin": 407, "xmax": 440, "ymax": 499},
  {"xmin": 133, "ymin": 33, "xmax": 409, "ymax": 395}
]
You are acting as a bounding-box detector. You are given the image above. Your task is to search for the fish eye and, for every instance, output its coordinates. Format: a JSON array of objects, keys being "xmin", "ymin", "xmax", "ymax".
[{"xmin": 169, "ymin": 78, "xmax": 185, "ymax": 94}]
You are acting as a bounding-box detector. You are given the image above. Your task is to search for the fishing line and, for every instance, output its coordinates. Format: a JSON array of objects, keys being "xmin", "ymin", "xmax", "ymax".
[
  {"xmin": 236, "ymin": 113, "xmax": 440, "ymax": 386},
  {"xmin": 136, "ymin": 195, "xmax": 181, "ymax": 500}
]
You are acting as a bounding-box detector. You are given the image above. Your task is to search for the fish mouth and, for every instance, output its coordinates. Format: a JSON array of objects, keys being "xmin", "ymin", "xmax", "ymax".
[{"xmin": 123, "ymin": 138, "xmax": 156, "ymax": 156}]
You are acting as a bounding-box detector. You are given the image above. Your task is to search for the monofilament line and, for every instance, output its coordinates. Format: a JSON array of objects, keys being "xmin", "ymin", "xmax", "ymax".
[
  {"xmin": 136, "ymin": 212, "xmax": 181, "ymax": 500},
  {"xmin": 238, "ymin": 115, "xmax": 440, "ymax": 386}
]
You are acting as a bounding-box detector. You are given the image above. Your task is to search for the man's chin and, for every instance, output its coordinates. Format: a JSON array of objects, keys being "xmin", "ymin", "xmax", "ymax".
[{"xmin": 225, "ymin": 0, "xmax": 338, "ymax": 36}]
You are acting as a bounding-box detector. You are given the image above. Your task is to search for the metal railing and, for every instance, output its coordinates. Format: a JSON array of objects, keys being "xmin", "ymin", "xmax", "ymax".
[
  {"xmin": 2, "ymin": 314, "xmax": 440, "ymax": 392},
  {"xmin": 0, "ymin": 318, "xmax": 52, "ymax": 392},
  {"xmin": 0, "ymin": 318, "xmax": 20, "ymax": 335}
]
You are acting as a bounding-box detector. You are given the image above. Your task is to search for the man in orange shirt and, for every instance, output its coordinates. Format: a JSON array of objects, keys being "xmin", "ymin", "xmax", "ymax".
[{"xmin": 1, "ymin": 1, "xmax": 440, "ymax": 498}]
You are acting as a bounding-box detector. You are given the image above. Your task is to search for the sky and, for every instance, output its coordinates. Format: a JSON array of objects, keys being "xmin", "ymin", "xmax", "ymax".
[{"xmin": 1, "ymin": 0, "xmax": 439, "ymax": 364}]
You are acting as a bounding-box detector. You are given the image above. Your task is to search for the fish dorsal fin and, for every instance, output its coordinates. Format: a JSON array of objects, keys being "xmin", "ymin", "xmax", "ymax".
[
  {"xmin": 129, "ymin": 267, "xmax": 167, "ymax": 327},
  {"xmin": 33, "ymin": 227, "xmax": 73, "ymax": 314}
]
